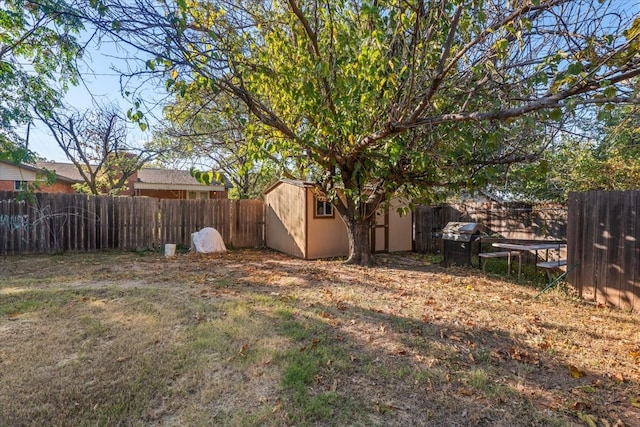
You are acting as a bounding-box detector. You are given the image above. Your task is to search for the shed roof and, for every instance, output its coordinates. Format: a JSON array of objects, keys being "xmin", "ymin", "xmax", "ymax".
[{"xmin": 263, "ymin": 179, "xmax": 315, "ymax": 194}]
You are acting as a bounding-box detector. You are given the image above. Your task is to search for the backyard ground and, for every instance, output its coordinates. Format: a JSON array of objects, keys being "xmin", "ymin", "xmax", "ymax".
[{"xmin": 0, "ymin": 249, "xmax": 639, "ymax": 426}]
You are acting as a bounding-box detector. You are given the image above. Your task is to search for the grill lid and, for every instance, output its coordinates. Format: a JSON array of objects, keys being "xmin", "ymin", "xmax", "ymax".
[
  {"xmin": 441, "ymin": 222, "xmax": 481, "ymax": 241},
  {"xmin": 442, "ymin": 222, "xmax": 481, "ymax": 234}
]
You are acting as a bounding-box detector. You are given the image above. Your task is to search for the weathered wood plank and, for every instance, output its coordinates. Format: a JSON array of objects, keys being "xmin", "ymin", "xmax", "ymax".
[
  {"xmin": 605, "ymin": 192, "xmax": 624, "ymax": 308},
  {"xmin": 619, "ymin": 191, "xmax": 637, "ymax": 310}
]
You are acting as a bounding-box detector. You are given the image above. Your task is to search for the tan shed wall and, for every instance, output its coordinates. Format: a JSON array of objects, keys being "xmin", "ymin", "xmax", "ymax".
[
  {"xmin": 388, "ymin": 198, "xmax": 413, "ymax": 252},
  {"xmin": 305, "ymin": 187, "xmax": 349, "ymax": 259},
  {"xmin": 265, "ymin": 183, "xmax": 307, "ymax": 258},
  {"xmin": 265, "ymin": 181, "xmax": 413, "ymax": 259}
]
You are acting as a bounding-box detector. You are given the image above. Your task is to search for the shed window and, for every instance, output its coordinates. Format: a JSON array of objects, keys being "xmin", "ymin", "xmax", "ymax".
[
  {"xmin": 14, "ymin": 181, "xmax": 27, "ymax": 191},
  {"xmin": 315, "ymin": 197, "xmax": 334, "ymax": 218}
]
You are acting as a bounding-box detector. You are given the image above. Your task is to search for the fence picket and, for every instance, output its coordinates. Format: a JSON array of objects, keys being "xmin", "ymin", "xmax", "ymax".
[{"xmin": 0, "ymin": 195, "xmax": 261, "ymax": 254}]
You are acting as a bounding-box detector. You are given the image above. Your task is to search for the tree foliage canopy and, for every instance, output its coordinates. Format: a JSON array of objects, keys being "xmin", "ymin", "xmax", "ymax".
[
  {"xmin": 0, "ymin": 0, "xmax": 83, "ymax": 162},
  {"xmin": 152, "ymin": 91, "xmax": 283, "ymax": 199},
  {"xmin": 86, "ymin": 0, "xmax": 640, "ymax": 264},
  {"xmin": 504, "ymin": 104, "xmax": 640, "ymax": 201}
]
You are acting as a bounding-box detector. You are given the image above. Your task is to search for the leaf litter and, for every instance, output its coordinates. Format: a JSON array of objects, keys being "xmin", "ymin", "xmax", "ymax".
[{"xmin": 0, "ymin": 250, "xmax": 639, "ymax": 426}]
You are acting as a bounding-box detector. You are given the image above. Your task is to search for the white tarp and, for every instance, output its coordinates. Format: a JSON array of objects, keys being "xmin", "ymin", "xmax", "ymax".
[{"xmin": 190, "ymin": 227, "xmax": 227, "ymax": 253}]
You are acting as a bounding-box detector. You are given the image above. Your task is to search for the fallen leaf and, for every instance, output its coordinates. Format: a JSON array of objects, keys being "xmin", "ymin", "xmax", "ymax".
[
  {"xmin": 239, "ymin": 343, "xmax": 248, "ymax": 357},
  {"xmin": 490, "ymin": 350, "xmax": 504, "ymax": 363},
  {"xmin": 630, "ymin": 397, "xmax": 640, "ymax": 408},
  {"xmin": 574, "ymin": 385, "xmax": 596, "ymax": 393},
  {"xmin": 569, "ymin": 365, "xmax": 586, "ymax": 378},
  {"xmin": 572, "ymin": 401, "xmax": 591, "ymax": 411},
  {"xmin": 458, "ymin": 387, "xmax": 474, "ymax": 396},
  {"xmin": 611, "ymin": 372, "xmax": 625, "ymax": 383},
  {"xmin": 577, "ymin": 412, "xmax": 598, "ymax": 427},
  {"xmin": 538, "ymin": 341, "xmax": 551, "ymax": 350}
]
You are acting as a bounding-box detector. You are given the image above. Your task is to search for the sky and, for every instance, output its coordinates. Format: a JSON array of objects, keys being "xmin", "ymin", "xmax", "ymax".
[{"xmin": 26, "ymin": 37, "xmax": 167, "ymax": 163}]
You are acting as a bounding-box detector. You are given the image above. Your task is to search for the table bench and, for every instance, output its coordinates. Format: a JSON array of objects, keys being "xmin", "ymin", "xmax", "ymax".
[
  {"xmin": 536, "ymin": 259, "xmax": 567, "ymax": 281},
  {"xmin": 478, "ymin": 251, "xmax": 522, "ymax": 276},
  {"xmin": 491, "ymin": 242, "xmax": 566, "ymax": 279}
]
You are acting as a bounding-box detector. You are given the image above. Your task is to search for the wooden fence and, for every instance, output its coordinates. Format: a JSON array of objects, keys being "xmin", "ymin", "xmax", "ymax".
[
  {"xmin": 415, "ymin": 202, "xmax": 567, "ymax": 253},
  {"xmin": 0, "ymin": 192, "xmax": 264, "ymax": 255},
  {"xmin": 567, "ymin": 191, "xmax": 640, "ymax": 311}
]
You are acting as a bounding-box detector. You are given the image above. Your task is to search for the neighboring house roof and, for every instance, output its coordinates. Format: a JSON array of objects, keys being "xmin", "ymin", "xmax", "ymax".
[
  {"xmin": 136, "ymin": 168, "xmax": 231, "ymax": 188},
  {"xmin": 36, "ymin": 162, "xmax": 231, "ymax": 191},
  {"xmin": 0, "ymin": 159, "xmax": 80, "ymax": 184},
  {"xmin": 36, "ymin": 162, "xmax": 84, "ymax": 182}
]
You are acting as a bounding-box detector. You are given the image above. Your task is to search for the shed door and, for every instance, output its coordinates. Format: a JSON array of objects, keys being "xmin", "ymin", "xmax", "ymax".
[{"xmin": 371, "ymin": 209, "xmax": 389, "ymax": 253}]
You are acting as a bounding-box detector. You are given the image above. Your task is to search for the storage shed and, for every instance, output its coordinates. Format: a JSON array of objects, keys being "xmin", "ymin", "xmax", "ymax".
[{"xmin": 264, "ymin": 180, "xmax": 413, "ymax": 259}]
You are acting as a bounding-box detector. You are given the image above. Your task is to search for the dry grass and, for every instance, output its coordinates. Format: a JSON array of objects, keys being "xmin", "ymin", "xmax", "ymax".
[{"xmin": 0, "ymin": 249, "xmax": 639, "ymax": 426}]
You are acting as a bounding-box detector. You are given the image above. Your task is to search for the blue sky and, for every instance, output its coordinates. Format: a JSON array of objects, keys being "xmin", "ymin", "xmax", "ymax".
[{"xmin": 27, "ymin": 37, "xmax": 166, "ymax": 162}]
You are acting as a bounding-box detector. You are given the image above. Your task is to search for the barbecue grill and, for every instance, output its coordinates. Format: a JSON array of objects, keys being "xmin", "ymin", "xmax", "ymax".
[{"xmin": 442, "ymin": 222, "xmax": 482, "ymax": 266}]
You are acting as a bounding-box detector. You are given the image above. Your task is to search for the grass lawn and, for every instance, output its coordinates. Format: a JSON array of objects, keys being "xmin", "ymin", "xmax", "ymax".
[{"xmin": 1, "ymin": 249, "xmax": 639, "ymax": 426}]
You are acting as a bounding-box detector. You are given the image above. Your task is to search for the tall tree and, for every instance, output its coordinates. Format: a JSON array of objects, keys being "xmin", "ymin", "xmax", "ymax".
[
  {"xmin": 154, "ymin": 91, "xmax": 282, "ymax": 199},
  {"xmin": 36, "ymin": 105, "xmax": 157, "ymax": 195},
  {"xmin": 499, "ymin": 102, "xmax": 640, "ymax": 201},
  {"xmin": 85, "ymin": 0, "xmax": 640, "ymax": 265},
  {"xmin": 0, "ymin": 0, "xmax": 83, "ymax": 162}
]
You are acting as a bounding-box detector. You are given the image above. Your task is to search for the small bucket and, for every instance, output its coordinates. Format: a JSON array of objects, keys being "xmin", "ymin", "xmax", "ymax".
[{"xmin": 164, "ymin": 243, "xmax": 176, "ymax": 257}]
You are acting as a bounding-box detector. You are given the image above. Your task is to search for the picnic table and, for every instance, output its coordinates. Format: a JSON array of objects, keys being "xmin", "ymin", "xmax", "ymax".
[{"xmin": 489, "ymin": 242, "xmax": 566, "ymax": 279}]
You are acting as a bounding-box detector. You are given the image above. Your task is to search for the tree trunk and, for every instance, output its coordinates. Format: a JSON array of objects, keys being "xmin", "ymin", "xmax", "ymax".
[{"xmin": 344, "ymin": 216, "xmax": 374, "ymax": 266}]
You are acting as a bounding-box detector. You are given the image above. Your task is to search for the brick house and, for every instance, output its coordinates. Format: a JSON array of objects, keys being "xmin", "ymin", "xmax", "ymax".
[
  {"xmin": 36, "ymin": 162, "xmax": 230, "ymax": 199},
  {"xmin": 0, "ymin": 159, "xmax": 79, "ymax": 193}
]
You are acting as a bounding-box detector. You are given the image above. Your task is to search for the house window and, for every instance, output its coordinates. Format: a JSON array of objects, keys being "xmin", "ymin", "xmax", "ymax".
[
  {"xmin": 14, "ymin": 181, "xmax": 27, "ymax": 191},
  {"xmin": 187, "ymin": 191, "xmax": 210, "ymax": 200},
  {"xmin": 314, "ymin": 197, "xmax": 334, "ymax": 218}
]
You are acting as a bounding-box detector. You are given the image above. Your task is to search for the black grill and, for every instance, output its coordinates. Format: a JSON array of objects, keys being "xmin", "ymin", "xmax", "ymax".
[{"xmin": 442, "ymin": 222, "xmax": 482, "ymax": 266}]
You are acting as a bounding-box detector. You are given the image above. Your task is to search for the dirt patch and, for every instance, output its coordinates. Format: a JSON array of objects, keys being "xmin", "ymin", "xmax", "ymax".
[{"xmin": 0, "ymin": 250, "xmax": 638, "ymax": 426}]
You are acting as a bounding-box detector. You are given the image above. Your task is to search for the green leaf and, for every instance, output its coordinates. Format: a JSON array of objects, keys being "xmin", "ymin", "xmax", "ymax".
[
  {"xmin": 566, "ymin": 62, "xmax": 582, "ymax": 75},
  {"xmin": 548, "ymin": 108, "xmax": 563, "ymax": 121},
  {"xmin": 603, "ymin": 86, "xmax": 617, "ymax": 98}
]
